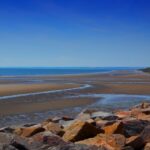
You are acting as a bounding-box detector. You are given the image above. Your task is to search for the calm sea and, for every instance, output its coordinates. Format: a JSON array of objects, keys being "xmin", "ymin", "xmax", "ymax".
[{"xmin": 0, "ymin": 67, "xmax": 141, "ymax": 76}]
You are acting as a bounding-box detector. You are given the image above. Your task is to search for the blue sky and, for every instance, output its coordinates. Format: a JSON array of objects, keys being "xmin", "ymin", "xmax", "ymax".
[{"xmin": 0, "ymin": 0, "xmax": 150, "ymax": 67}]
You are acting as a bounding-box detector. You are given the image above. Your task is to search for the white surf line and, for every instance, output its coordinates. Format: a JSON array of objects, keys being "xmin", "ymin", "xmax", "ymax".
[{"xmin": 0, "ymin": 84, "xmax": 91, "ymax": 100}]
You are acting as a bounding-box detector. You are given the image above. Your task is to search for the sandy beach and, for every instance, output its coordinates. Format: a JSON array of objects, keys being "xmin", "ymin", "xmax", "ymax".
[{"xmin": 0, "ymin": 70, "xmax": 150, "ymax": 126}]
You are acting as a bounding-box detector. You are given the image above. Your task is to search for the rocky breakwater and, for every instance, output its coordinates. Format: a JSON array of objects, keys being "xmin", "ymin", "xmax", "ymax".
[{"xmin": 1, "ymin": 102, "xmax": 150, "ymax": 150}]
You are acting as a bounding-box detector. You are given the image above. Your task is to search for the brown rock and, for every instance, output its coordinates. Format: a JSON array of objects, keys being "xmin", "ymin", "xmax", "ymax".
[
  {"xmin": 115, "ymin": 111, "xmax": 131, "ymax": 119},
  {"xmin": 15, "ymin": 124, "xmax": 45, "ymax": 137},
  {"xmin": 103, "ymin": 122, "xmax": 123, "ymax": 135},
  {"xmin": 126, "ymin": 135, "xmax": 141, "ymax": 149},
  {"xmin": 43, "ymin": 122, "xmax": 64, "ymax": 136},
  {"xmin": 63, "ymin": 120, "xmax": 100, "ymax": 142},
  {"xmin": 76, "ymin": 134, "xmax": 126, "ymax": 150},
  {"xmin": 144, "ymin": 143, "xmax": 150, "ymax": 150}
]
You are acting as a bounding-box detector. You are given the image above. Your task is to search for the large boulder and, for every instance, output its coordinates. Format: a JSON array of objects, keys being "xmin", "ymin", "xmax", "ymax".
[
  {"xmin": 122, "ymin": 119, "xmax": 150, "ymax": 137},
  {"xmin": 76, "ymin": 134, "xmax": 126, "ymax": 150},
  {"xmin": 126, "ymin": 125, "xmax": 150, "ymax": 149},
  {"xmin": 63, "ymin": 120, "xmax": 100, "ymax": 142}
]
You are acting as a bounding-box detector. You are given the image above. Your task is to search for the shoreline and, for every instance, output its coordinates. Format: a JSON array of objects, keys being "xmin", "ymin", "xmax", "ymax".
[{"xmin": 0, "ymin": 70, "xmax": 150, "ymax": 126}]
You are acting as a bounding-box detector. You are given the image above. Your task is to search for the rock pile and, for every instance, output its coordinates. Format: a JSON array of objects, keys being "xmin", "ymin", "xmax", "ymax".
[{"xmin": 1, "ymin": 102, "xmax": 150, "ymax": 150}]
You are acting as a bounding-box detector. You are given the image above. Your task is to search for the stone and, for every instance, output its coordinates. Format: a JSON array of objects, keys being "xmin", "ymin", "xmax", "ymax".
[
  {"xmin": 76, "ymin": 134, "xmax": 126, "ymax": 150},
  {"xmin": 126, "ymin": 125, "xmax": 150, "ymax": 149},
  {"xmin": 122, "ymin": 119, "xmax": 150, "ymax": 137},
  {"xmin": 63, "ymin": 120, "xmax": 100, "ymax": 142},
  {"xmin": 103, "ymin": 122, "xmax": 123, "ymax": 134},
  {"xmin": 30, "ymin": 131, "xmax": 66, "ymax": 146},
  {"xmin": 95, "ymin": 119, "xmax": 115, "ymax": 128},
  {"xmin": 115, "ymin": 111, "xmax": 131, "ymax": 119},
  {"xmin": 126, "ymin": 135, "xmax": 141, "ymax": 149},
  {"xmin": 0, "ymin": 132, "xmax": 14, "ymax": 144},
  {"xmin": 91, "ymin": 111, "xmax": 118, "ymax": 120},
  {"xmin": 43, "ymin": 122, "xmax": 64, "ymax": 136},
  {"xmin": 144, "ymin": 143, "xmax": 150, "ymax": 150},
  {"xmin": 76, "ymin": 112, "xmax": 91, "ymax": 121},
  {"xmin": 0, "ymin": 127, "xmax": 15, "ymax": 134},
  {"xmin": 0, "ymin": 144, "xmax": 18, "ymax": 150},
  {"xmin": 47, "ymin": 143, "xmax": 100, "ymax": 150},
  {"xmin": 59, "ymin": 120, "xmax": 75, "ymax": 128},
  {"xmin": 15, "ymin": 124, "xmax": 45, "ymax": 137}
]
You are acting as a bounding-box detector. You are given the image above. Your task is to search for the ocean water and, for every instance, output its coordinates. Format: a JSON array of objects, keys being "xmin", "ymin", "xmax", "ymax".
[{"xmin": 0, "ymin": 67, "xmax": 140, "ymax": 76}]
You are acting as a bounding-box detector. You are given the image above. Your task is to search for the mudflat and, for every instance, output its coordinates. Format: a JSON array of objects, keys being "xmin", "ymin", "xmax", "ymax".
[{"xmin": 0, "ymin": 70, "xmax": 150, "ymax": 118}]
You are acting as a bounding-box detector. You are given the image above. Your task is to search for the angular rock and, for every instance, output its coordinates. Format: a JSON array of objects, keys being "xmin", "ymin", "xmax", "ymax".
[
  {"xmin": 63, "ymin": 120, "xmax": 100, "ymax": 142},
  {"xmin": 122, "ymin": 119, "xmax": 150, "ymax": 137},
  {"xmin": 103, "ymin": 122, "xmax": 123, "ymax": 134},
  {"xmin": 126, "ymin": 135, "xmax": 141, "ymax": 149},
  {"xmin": 30, "ymin": 131, "xmax": 66, "ymax": 146},
  {"xmin": 76, "ymin": 134, "xmax": 126, "ymax": 150},
  {"xmin": 14, "ymin": 124, "xmax": 45, "ymax": 137},
  {"xmin": 43, "ymin": 122, "xmax": 64, "ymax": 136}
]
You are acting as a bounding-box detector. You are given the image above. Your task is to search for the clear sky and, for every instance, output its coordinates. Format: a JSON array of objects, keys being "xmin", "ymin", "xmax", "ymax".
[{"xmin": 0, "ymin": 0, "xmax": 150, "ymax": 67}]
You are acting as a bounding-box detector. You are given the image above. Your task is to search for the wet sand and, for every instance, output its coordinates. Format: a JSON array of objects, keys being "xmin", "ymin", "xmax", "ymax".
[
  {"xmin": 0, "ymin": 70, "xmax": 150, "ymax": 121},
  {"xmin": 0, "ymin": 83, "xmax": 79, "ymax": 96},
  {"xmin": 0, "ymin": 97, "xmax": 97, "ymax": 116}
]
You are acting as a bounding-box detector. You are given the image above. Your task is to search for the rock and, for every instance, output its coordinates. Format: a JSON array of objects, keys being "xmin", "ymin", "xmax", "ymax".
[
  {"xmin": 133, "ymin": 102, "xmax": 150, "ymax": 109},
  {"xmin": 86, "ymin": 119, "xmax": 96, "ymax": 125},
  {"xmin": 76, "ymin": 134, "xmax": 126, "ymax": 150},
  {"xmin": 126, "ymin": 125, "xmax": 150, "ymax": 149},
  {"xmin": 95, "ymin": 119, "xmax": 115, "ymax": 128},
  {"xmin": 0, "ymin": 127, "xmax": 15, "ymax": 134},
  {"xmin": 91, "ymin": 111, "xmax": 118, "ymax": 120},
  {"xmin": 140, "ymin": 125, "xmax": 150, "ymax": 146},
  {"xmin": 52, "ymin": 117, "xmax": 62, "ymax": 123},
  {"xmin": 122, "ymin": 119, "xmax": 150, "ymax": 137},
  {"xmin": 76, "ymin": 112, "xmax": 91, "ymax": 121},
  {"xmin": 30, "ymin": 131, "xmax": 67, "ymax": 147},
  {"xmin": 10, "ymin": 140, "xmax": 28, "ymax": 150},
  {"xmin": 14, "ymin": 124, "xmax": 45, "ymax": 137},
  {"xmin": 63, "ymin": 120, "xmax": 100, "ymax": 142},
  {"xmin": 0, "ymin": 132, "xmax": 14, "ymax": 144},
  {"xmin": 115, "ymin": 111, "xmax": 131, "ymax": 119},
  {"xmin": 47, "ymin": 143, "xmax": 100, "ymax": 150},
  {"xmin": 59, "ymin": 120, "xmax": 75, "ymax": 128},
  {"xmin": 141, "ymin": 108, "xmax": 150, "ymax": 115},
  {"xmin": 126, "ymin": 135, "xmax": 141, "ymax": 149},
  {"xmin": 43, "ymin": 122, "xmax": 64, "ymax": 136},
  {"xmin": 144, "ymin": 143, "xmax": 150, "ymax": 150},
  {"xmin": 0, "ymin": 144, "xmax": 18, "ymax": 150},
  {"xmin": 62, "ymin": 116, "xmax": 74, "ymax": 121},
  {"xmin": 103, "ymin": 122, "xmax": 123, "ymax": 134},
  {"xmin": 121, "ymin": 146, "xmax": 134, "ymax": 150}
]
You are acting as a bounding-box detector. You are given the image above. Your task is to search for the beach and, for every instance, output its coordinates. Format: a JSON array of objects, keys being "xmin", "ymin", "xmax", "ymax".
[{"xmin": 0, "ymin": 70, "xmax": 150, "ymax": 126}]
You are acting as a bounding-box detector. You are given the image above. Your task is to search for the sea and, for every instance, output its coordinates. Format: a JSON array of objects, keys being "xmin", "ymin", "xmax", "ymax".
[{"xmin": 0, "ymin": 67, "xmax": 141, "ymax": 76}]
